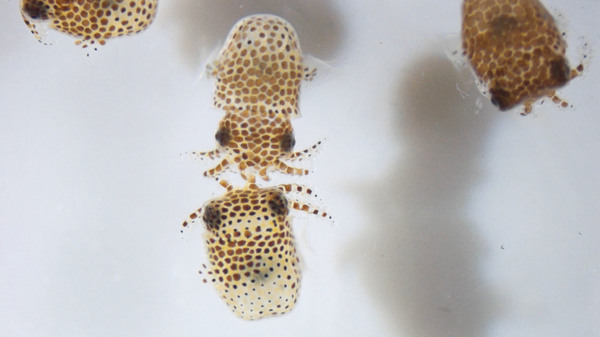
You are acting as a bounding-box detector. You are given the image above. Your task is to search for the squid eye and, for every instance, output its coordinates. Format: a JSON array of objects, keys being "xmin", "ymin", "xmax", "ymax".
[
  {"xmin": 202, "ymin": 205, "xmax": 222, "ymax": 231},
  {"xmin": 489, "ymin": 87, "xmax": 511, "ymax": 110},
  {"xmin": 215, "ymin": 127, "xmax": 231, "ymax": 147},
  {"xmin": 268, "ymin": 192, "xmax": 288, "ymax": 217},
  {"xmin": 23, "ymin": 1, "xmax": 49, "ymax": 20},
  {"xmin": 549, "ymin": 59, "xmax": 570, "ymax": 85},
  {"xmin": 280, "ymin": 132, "xmax": 295, "ymax": 152}
]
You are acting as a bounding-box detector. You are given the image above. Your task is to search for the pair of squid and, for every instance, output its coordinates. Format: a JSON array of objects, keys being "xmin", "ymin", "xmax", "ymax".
[{"xmin": 181, "ymin": 15, "xmax": 329, "ymax": 321}]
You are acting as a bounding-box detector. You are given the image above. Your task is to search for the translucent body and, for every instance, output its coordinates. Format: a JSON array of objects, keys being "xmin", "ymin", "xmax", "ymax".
[
  {"xmin": 462, "ymin": 0, "xmax": 582, "ymax": 114},
  {"xmin": 21, "ymin": 0, "xmax": 158, "ymax": 48},
  {"xmin": 209, "ymin": 14, "xmax": 316, "ymax": 117},
  {"xmin": 183, "ymin": 181, "xmax": 328, "ymax": 320},
  {"xmin": 193, "ymin": 15, "xmax": 321, "ymax": 182}
]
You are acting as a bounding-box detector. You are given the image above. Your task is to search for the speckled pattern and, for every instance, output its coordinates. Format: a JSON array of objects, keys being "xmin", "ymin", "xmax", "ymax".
[
  {"xmin": 462, "ymin": 0, "xmax": 582, "ymax": 114},
  {"xmin": 182, "ymin": 181, "xmax": 328, "ymax": 320},
  {"xmin": 21, "ymin": 0, "xmax": 157, "ymax": 48},
  {"xmin": 208, "ymin": 14, "xmax": 316, "ymax": 117},
  {"xmin": 193, "ymin": 15, "xmax": 321, "ymax": 182},
  {"xmin": 192, "ymin": 108, "xmax": 321, "ymax": 181}
]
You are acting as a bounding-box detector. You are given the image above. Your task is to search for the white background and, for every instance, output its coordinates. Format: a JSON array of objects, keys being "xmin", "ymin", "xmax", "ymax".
[{"xmin": 1, "ymin": 0, "xmax": 599, "ymax": 336}]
